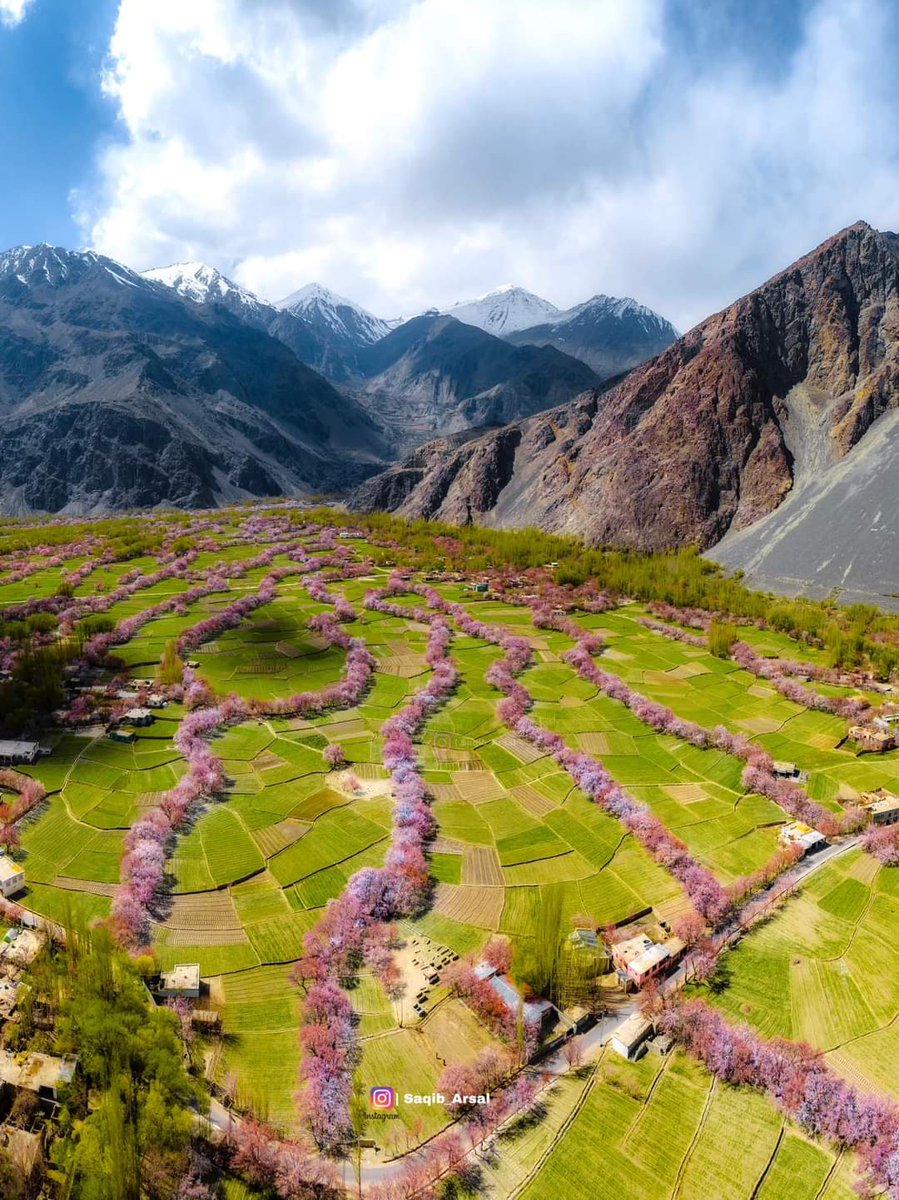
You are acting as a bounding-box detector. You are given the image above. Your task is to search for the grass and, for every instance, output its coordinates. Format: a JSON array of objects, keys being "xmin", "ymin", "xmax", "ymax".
[
  {"xmin": 520, "ymin": 1051, "xmax": 853, "ymax": 1200},
  {"xmin": 707, "ymin": 850, "xmax": 899, "ymax": 1103}
]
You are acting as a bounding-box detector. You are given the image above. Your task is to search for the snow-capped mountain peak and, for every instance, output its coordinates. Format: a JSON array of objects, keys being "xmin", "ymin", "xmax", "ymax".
[
  {"xmin": 0, "ymin": 244, "xmax": 148, "ymax": 292},
  {"xmin": 143, "ymin": 262, "xmax": 267, "ymax": 312},
  {"xmin": 441, "ymin": 285, "xmax": 560, "ymax": 336},
  {"xmin": 276, "ymin": 281, "xmax": 390, "ymax": 348}
]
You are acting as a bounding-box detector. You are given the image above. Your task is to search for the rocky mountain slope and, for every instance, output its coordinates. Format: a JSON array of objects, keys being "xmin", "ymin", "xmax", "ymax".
[
  {"xmin": 144, "ymin": 261, "xmax": 327, "ymax": 375},
  {"xmin": 0, "ymin": 245, "xmax": 389, "ymax": 514},
  {"xmin": 353, "ymin": 221, "xmax": 899, "ymax": 560},
  {"xmin": 505, "ymin": 294, "xmax": 677, "ymax": 378},
  {"xmin": 351, "ymin": 312, "xmax": 600, "ymax": 453}
]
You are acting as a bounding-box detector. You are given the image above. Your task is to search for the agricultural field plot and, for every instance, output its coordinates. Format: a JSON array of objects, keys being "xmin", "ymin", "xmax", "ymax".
[
  {"xmin": 521, "ymin": 1050, "xmax": 858, "ymax": 1200},
  {"xmin": 211, "ymin": 964, "xmax": 303, "ymax": 1129},
  {"xmin": 513, "ymin": 649, "xmax": 788, "ymax": 883},
  {"xmin": 577, "ymin": 607, "xmax": 899, "ymax": 806},
  {"xmin": 193, "ymin": 588, "xmax": 349, "ymax": 700},
  {"xmin": 707, "ymin": 848, "xmax": 899, "ymax": 1100}
]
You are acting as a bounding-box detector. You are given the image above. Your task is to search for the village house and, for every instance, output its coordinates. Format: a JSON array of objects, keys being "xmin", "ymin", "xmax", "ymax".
[
  {"xmin": 108, "ymin": 728, "xmax": 136, "ymax": 744},
  {"xmin": 473, "ymin": 962, "xmax": 554, "ymax": 1027},
  {"xmin": 0, "ymin": 857, "xmax": 25, "ymax": 900},
  {"xmin": 158, "ymin": 963, "xmax": 201, "ymax": 999},
  {"xmin": 123, "ymin": 707, "xmax": 153, "ymax": 727},
  {"xmin": 611, "ymin": 933, "xmax": 685, "ymax": 988},
  {"xmin": 0, "ymin": 1050, "xmax": 77, "ymax": 1112},
  {"xmin": 850, "ymin": 725, "xmax": 894, "ymax": 752},
  {"xmin": 861, "ymin": 789, "xmax": 899, "ymax": 826},
  {"xmin": 1, "ymin": 929, "xmax": 43, "ymax": 969},
  {"xmin": 611, "ymin": 1013, "xmax": 653, "ymax": 1060},
  {"xmin": 772, "ymin": 760, "xmax": 809, "ymax": 781},
  {"xmin": 780, "ymin": 821, "xmax": 827, "ymax": 853},
  {"xmin": 0, "ymin": 741, "xmax": 39, "ymax": 767}
]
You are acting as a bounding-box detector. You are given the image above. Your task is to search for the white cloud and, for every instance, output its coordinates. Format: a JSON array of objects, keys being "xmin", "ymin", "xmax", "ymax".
[
  {"xmin": 0, "ymin": 0, "xmax": 35, "ymax": 28},
  {"xmin": 80, "ymin": 0, "xmax": 899, "ymax": 328}
]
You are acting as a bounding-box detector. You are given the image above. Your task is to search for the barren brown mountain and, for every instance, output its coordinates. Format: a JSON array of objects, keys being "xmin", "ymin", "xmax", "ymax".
[{"xmin": 353, "ymin": 221, "xmax": 899, "ymax": 552}]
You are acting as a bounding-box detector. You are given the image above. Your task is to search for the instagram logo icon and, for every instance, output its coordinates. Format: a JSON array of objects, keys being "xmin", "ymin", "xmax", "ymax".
[{"xmin": 370, "ymin": 1086, "xmax": 396, "ymax": 1111}]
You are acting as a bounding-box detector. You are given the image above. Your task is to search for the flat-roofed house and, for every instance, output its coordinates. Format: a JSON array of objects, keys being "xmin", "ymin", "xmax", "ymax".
[
  {"xmin": 864, "ymin": 790, "xmax": 899, "ymax": 826},
  {"xmin": 472, "ymin": 961, "xmax": 554, "ymax": 1028},
  {"xmin": 611, "ymin": 934, "xmax": 684, "ymax": 987},
  {"xmin": 611, "ymin": 1013, "xmax": 653, "ymax": 1059},
  {"xmin": 0, "ymin": 857, "xmax": 25, "ymax": 899},
  {"xmin": 159, "ymin": 963, "xmax": 201, "ymax": 999},
  {"xmin": 780, "ymin": 822, "xmax": 827, "ymax": 853},
  {"xmin": 0, "ymin": 1049, "xmax": 78, "ymax": 1107},
  {"xmin": 0, "ymin": 741, "xmax": 38, "ymax": 766},
  {"xmin": 850, "ymin": 725, "xmax": 894, "ymax": 752},
  {"xmin": 124, "ymin": 707, "xmax": 153, "ymax": 727}
]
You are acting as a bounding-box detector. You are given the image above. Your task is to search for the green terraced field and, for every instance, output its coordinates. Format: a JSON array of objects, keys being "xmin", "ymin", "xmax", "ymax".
[{"xmin": 8, "ymin": 516, "xmax": 899, "ymax": 1199}]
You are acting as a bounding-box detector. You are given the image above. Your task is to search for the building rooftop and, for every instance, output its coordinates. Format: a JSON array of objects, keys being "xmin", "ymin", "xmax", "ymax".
[
  {"xmin": 124, "ymin": 707, "xmax": 152, "ymax": 721},
  {"xmin": 0, "ymin": 1050, "xmax": 77, "ymax": 1093},
  {"xmin": 0, "ymin": 857, "xmax": 24, "ymax": 883},
  {"xmin": 871, "ymin": 797, "xmax": 899, "ymax": 814},
  {"xmin": 160, "ymin": 963, "xmax": 201, "ymax": 992},
  {"xmin": 781, "ymin": 821, "xmax": 826, "ymax": 850},
  {"xmin": 613, "ymin": 1013, "xmax": 653, "ymax": 1050},
  {"xmin": 628, "ymin": 943, "xmax": 671, "ymax": 977},
  {"xmin": 0, "ymin": 741, "xmax": 37, "ymax": 757}
]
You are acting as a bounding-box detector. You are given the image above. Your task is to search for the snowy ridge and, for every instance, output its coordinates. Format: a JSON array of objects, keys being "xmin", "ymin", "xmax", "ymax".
[
  {"xmin": 0, "ymin": 244, "xmax": 149, "ymax": 291},
  {"xmin": 276, "ymin": 281, "xmax": 391, "ymax": 347},
  {"xmin": 441, "ymin": 284, "xmax": 560, "ymax": 335},
  {"xmin": 143, "ymin": 262, "xmax": 268, "ymax": 313},
  {"xmin": 552, "ymin": 293, "xmax": 678, "ymax": 335}
]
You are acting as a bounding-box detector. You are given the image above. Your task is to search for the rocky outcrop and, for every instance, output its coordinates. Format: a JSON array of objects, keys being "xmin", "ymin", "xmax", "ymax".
[
  {"xmin": 354, "ymin": 222, "xmax": 899, "ymax": 552},
  {"xmin": 351, "ymin": 313, "xmax": 599, "ymax": 454}
]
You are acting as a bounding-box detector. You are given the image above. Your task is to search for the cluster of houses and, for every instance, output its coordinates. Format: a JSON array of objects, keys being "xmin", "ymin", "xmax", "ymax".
[
  {"xmin": 0, "ymin": 924, "xmax": 68, "ymax": 1186},
  {"xmin": 861, "ymin": 788, "xmax": 899, "ymax": 826},
  {"xmin": 849, "ymin": 714, "xmax": 899, "ymax": 753}
]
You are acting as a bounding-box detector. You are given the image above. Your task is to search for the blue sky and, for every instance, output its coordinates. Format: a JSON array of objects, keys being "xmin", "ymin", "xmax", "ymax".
[
  {"xmin": 0, "ymin": 0, "xmax": 118, "ymax": 248},
  {"xmin": 1, "ymin": 0, "xmax": 897, "ymax": 328}
]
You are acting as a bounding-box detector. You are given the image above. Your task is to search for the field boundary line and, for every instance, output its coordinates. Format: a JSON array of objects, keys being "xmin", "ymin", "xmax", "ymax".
[
  {"xmin": 749, "ymin": 1123, "xmax": 784, "ymax": 1199},
  {"xmin": 506, "ymin": 1068, "xmax": 597, "ymax": 1200},
  {"xmin": 671, "ymin": 1075, "xmax": 716, "ymax": 1199}
]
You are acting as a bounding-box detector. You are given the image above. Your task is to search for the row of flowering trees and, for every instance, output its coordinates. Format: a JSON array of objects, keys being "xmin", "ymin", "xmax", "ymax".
[
  {"xmin": 730, "ymin": 640, "xmax": 871, "ymax": 720},
  {"xmin": 562, "ymin": 634, "xmax": 867, "ymax": 839},
  {"xmin": 292, "ymin": 607, "xmax": 460, "ymax": 1152},
  {"xmin": 662, "ymin": 998, "xmax": 899, "ymax": 1198},
  {"xmin": 0, "ymin": 768, "xmax": 47, "ymax": 924},
  {"xmin": 112, "ymin": 692, "xmax": 249, "ymax": 947},
  {"xmin": 111, "ymin": 568, "xmax": 373, "ymax": 947},
  {"xmin": 378, "ymin": 580, "xmax": 732, "ymax": 928}
]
